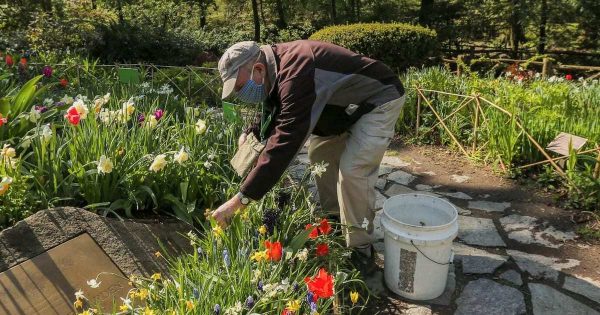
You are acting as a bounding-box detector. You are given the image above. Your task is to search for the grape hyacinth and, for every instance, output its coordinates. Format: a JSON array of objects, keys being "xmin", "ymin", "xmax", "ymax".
[
  {"xmin": 245, "ymin": 295, "xmax": 255, "ymax": 308},
  {"xmin": 262, "ymin": 208, "xmax": 280, "ymax": 234},
  {"xmin": 214, "ymin": 304, "xmax": 221, "ymax": 315},
  {"xmin": 223, "ymin": 249, "xmax": 230, "ymax": 268},
  {"xmin": 193, "ymin": 287, "xmax": 200, "ymax": 299}
]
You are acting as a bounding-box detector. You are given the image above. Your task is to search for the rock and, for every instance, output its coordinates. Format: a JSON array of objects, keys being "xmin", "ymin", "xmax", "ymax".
[
  {"xmin": 387, "ymin": 170, "xmax": 417, "ymax": 185},
  {"xmin": 500, "ymin": 214, "xmax": 576, "ymax": 248},
  {"xmin": 288, "ymin": 164, "xmax": 307, "ymax": 181},
  {"xmin": 373, "ymin": 241, "xmax": 385, "ymax": 261},
  {"xmin": 385, "ymin": 183, "xmax": 415, "ymax": 197},
  {"xmin": 296, "ymin": 153, "xmax": 310, "ymax": 165},
  {"xmin": 422, "ymin": 171, "xmax": 437, "ymax": 176},
  {"xmin": 424, "ymin": 264, "xmax": 456, "ymax": 306},
  {"xmin": 458, "ymin": 208, "xmax": 472, "ymax": 216},
  {"xmin": 402, "ymin": 304, "xmax": 432, "ymax": 315},
  {"xmin": 563, "ymin": 275, "xmax": 600, "ymax": 303},
  {"xmin": 499, "ymin": 270, "xmax": 523, "ymax": 286},
  {"xmin": 376, "ymin": 178, "xmax": 387, "ymax": 190},
  {"xmin": 468, "ymin": 200, "xmax": 511, "ymax": 213},
  {"xmin": 450, "ymin": 174, "xmax": 470, "ymax": 183},
  {"xmin": 455, "ymin": 279, "xmax": 526, "ymax": 315},
  {"xmin": 308, "ymin": 185, "xmax": 320, "ymax": 203},
  {"xmin": 507, "ymin": 250, "xmax": 580, "ymax": 282},
  {"xmin": 453, "ymin": 243, "xmax": 508, "ymax": 274},
  {"xmin": 439, "ymin": 191, "xmax": 473, "ymax": 200},
  {"xmin": 375, "ymin": 190, "xmax": 387, "ymax": 210},
  {"xmin": 529, "ymin": 283, "xmax": 600, "ymax": 315},
  {"xmin": 378, "ymin": 165, "xmax": 395, "ymax": 176},
  {"xmin": 373, "ymin": 210, "xmax": 384, "ymax": 240},
  {"xmin": 458, "ymin": 216, "xmax": 506, "ymax": 247},
  {"xmin": 415, "ymin": 184, "xmax": 433, "ymax": 191},
  {"xmin": 382, "ymin": 155, "xmax": 411, "ymax": 168},
  {"xmin": 364, "ymin": 270, "xmax": 387, "ymax": 296}
]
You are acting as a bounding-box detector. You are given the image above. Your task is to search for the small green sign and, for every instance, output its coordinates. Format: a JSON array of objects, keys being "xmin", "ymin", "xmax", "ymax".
[
  {"xmin": 222, "ymin": 101, "xmax": 241, "ymax": 123},
  {"xmin": 118, "ymin": 68, "xmax": 140, "ymax": 84}
]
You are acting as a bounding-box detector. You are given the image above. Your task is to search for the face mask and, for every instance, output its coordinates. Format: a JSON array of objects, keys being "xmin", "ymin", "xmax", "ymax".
[{"xmin": 236, "ymin": 64, "xmax": 267, "ymax": 104}]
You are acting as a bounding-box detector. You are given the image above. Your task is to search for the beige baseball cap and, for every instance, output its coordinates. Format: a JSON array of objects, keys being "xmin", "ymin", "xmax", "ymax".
[{"xmin": 218, "ymin": 41, "xmax": 261, "ymax": 100}]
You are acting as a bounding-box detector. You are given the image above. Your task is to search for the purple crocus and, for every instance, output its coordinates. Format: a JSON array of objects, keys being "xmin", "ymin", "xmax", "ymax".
[
  {"xmin": 137, "ymin": 113, "xmax": 145, "ymax": 123},
  {"xmin": 154, "ymin": 109, "xmax": 164, "ymax": 120},
  {"xmin": 34, "ymin": 105, "xmax": 48, "ymax": 113},
  {"xmin": 42, "ymin": 66, "xmax": 52, "ymax": 78}
]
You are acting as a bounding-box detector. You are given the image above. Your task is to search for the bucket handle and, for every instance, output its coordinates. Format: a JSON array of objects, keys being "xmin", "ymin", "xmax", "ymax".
[{"xmin": 410, "ymin": 240, "xmax": 454, "ymax": 266}]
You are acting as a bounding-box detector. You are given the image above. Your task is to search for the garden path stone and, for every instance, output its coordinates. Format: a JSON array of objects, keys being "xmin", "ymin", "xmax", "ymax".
[
  {"xmin": 378, "ymin": 165, "xmax": 395, "ymax": 176},
  {"xmin": 507, "ymin": 250, "xmax": 580, "ymax": 282},
  {"xmin": 450, "ymin": 174, "xmax": 471, "ymax": 183},
  {"xmin": 458, "ymin": 216, "xmax": 506, "ymax": 247},
  {"xmin": 364, "ymin": 270, "xmax": 387, "ymax": 296},
  {"xmin": 385, "ymin": 183, "xmax": 415, "ymax": 197},
  {"xmin": 453, "ymin": 243, "xmax": 508, "ymax": 274},
  {"xmin": 529, "ymin": 283, "xmax": 600, "ymax": 315},
  {"xmin": 499, "ymin": 270, "xmax": 523, "ymax": 286},
  {"xmin": 455, "ymin": 278, "xmax": 526, "ymax": 315},
  {"xmin": 381, "ymin": 156, "xmax": 411, "ymax": 168},
  {"xmin": 288, "ymin": 164, "xmax": 307, "ymax": 181},
  {"xmin": 375, "ymin": 190, "xmax": 387, "ymax": 210},
  {"xmin": 421, "ymin": 171, "xmax": 437, "ymax": 176},
  {"xmin": 296, "ymin": 153, "xmax": 310, "ymax": 165},
  {"xmin": 387, "ymin": 170, "xmax": 417, "ymax": 185},
  {"xmin": 415, "ymin": 184, "xmax": 433, "ymax": 191},
  {"xmin": 373, "ymin": 241, "xmax": 385, "ymax": 261},
  {"xmin": 376, "ymin": 178, "xmax": 387, "ymax": 190},
  {"xmin": 468, "ymin": 200, "xmax": 511, "ymax": 213},
  {"xmin": 373, "ymin": 210, "xmax": 384, "ymax": 240},
  {"xmin": 438, "ymin": 191, "xmax": 473, "ymax": 200},
  {"xmin": 563, "ymin": 275, "xmax": 600, "ymax": 303},
  {"xmin": 500, "ymin": 214, "xmax": 576, "ymax": 248},
  {"xmin": 0, "ymin": 207, "xmax": 190, "ymax": 276}
]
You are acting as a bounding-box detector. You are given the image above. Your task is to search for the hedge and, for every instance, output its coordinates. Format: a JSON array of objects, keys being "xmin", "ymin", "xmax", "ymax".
[{"xmin": 309, "ymin": 23, "xmax": 439, "ymax": 70}]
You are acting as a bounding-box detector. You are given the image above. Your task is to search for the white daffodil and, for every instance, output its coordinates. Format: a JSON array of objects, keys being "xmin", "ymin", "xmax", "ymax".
[
  {"xmin": 74, "ymin": 289, "xmax": 86, "ymax": 300},
  {"xmin": 195, "ymin": 119, "xmax": 207, "ymax": 135},
  {"xmin": 40, "ymin": 124, "xmax": 53, "ymax": 142},
  {"xmin": 1, "ymin": 144, "xmax": 16, "ymax": 159},
  {"xmin": 174, "ymin": 147, "xmax": 189, "ymax": 165},
  {"xmin": 295, "ymin": 248, "xmax": 308, "ymax": 262},
  {"xmin": 29, "ymin": 106, "xmax": 41, "ymax": 123},
  {"xmin": 61, "ymin": 94, "xmax": 74, "ymax": 105},
  {"xmin": 72, "ymin": 99, "xmax": 89, "ymax": 119},
  {"xmin": 311, "ymin": 162, "xmax": 329, "ymax": 178},
  {"xmin": 0, "ymin": 176, "xmax": 13, "ymax": 196},
  {"xmin": 87, "ymin": 279, "xmax": 101, "ymax": 288},
  {"xmin": 43, "ymin": 98, "xmax": 54, "ymax": 106},
  {"xmin": 149, "ymin": 154, "xmax": 167, "ymax": 172},
  {"xmin": 97, "ymin": 155, "xmax": 114, "ymax": 174},
  {"xmin": 203, "ymin": 161, "xmax": 211, "ymax": 169}
]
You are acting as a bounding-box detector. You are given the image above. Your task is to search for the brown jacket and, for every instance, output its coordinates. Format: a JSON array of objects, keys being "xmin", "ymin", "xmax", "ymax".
[{"xmin": 241, "ymin": 40, "xmax": 404, "ymax": 200}]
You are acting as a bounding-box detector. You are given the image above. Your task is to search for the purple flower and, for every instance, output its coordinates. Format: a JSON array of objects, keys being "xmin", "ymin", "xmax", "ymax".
[
  {"xmin": 257, "ymin": 281, "xmax": 263, "ymax": 292},
  {"xmin": 245, "ymin": 295, "xmax": 255, "ymax": 308},
  {"xmin": 154, "ymin": 109, "xmax": 164, "ymax": 120},
  {"xmin": 42, "ymin": 66, "xmax": 52, "ymax": 78},
  {"xmin": 137, "ymin": 113, "xmax": 145, "ymax": 123},
  {"xmin": 35, "ymin": 105, "xmax": 48, "ymax": 113},
  {"xmin": 214, "ymin": 304, "xmax": 221, "ymax": 315},
  {"xmin": 193, "ymin": 287, "xmax": 200, "ymax": 299},
  {"xmin": 197, "ymin": 247, "xmax": 203, "ymax": 256},
  {"xmin": 306, "ymin": 291, "xmax": 314, "ymax": 304},
  {"xmin": 223, "ymin": 249, "xmax": 230, "ymax": 268}
]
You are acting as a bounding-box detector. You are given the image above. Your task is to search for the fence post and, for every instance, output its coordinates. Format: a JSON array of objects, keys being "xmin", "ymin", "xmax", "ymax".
[
  {"xmin": 457, "ymin": 55, "xmax": 464, "ymax": 76},
  {"xmin": 416, "ymin": 91, "xmax": 421, "ymax": 136},
  {"xmin": 542, "ymin": 57, "xmax": 552, "ymax": 77},
  {"xmin": 594, "ymin": 147, "xmax": 600, "ymax": 179}
]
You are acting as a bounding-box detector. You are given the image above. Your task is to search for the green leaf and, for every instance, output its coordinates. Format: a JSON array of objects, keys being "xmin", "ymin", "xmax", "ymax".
[
  {"xmin": 288, "ymin": 228, "xmax": 312, "ymax": 253},
  {"xmin": 12, "ymin": 75, "xmax": 43, "ymax": 115}
]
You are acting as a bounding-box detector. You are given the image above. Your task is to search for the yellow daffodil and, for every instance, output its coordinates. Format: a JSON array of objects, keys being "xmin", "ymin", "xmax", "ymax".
[
  {"xmin": 195, "ymin": 119, "xmax": 207, "ymax": 135},
  {"xmin": 78, "ymin": 311, "xmax": 90, "ymax": 315},
  {"xmin": 154, "ymin": 251, "xmax": 162, "ymax": 258},
  {"xmin": 150, "ymin": 273, "xmax": 161, "ymax": 281},
  {"xmin": 286, "ymin": 299, "xmax": 301, "ymax": 311},
  {"xmin": 258, "ymin": 225, "xmax": 267, "ymax": 235},
  {"xmin": 0, "ymin": 176, "xmax": 13, "ymax": 196},
  {"xmin": 350, "ymin": 291, "xmax": 359, "ymax": 304},
  {"xmin": 143, "ymin": 307, "xmax": 155, "ymax": 315},
  {"xmin": 145, "ymin": 115, "xmax": 158, "ymax": 129},
  {"xmin": 250, "ymin": 250, "xmax": 268, "ymax": 262},
  {"xmin": 97, "ymin": 155, "xmax": 113, "ymax": 174},
  {"xmin": 173, "ymin": 147, "xmax": 189, "ymax": 164},
  {"xmin": 122, "ymin": 100, "xmax": 135, "ymax": 117},
  {"xmin": 119, "ymin": 304, "xmax": 129, "ymax": 312},
  {"xmin": 74, "ymin": 298, "xmax": 83, "ymax": 309},
  {"xmin": 149, "ymin": 154, "xmax": 167, "ymax": 172},
  {"xmin": 212, "ymin": 225, "xmax": 223, "ymax": 237},
  {"xmin": 186, "ymin": 300, "xmax": 194, "ymax": 310},
  {"xmin": 136, "ymin": 288, "xmax": 149, "ymax": 300}
]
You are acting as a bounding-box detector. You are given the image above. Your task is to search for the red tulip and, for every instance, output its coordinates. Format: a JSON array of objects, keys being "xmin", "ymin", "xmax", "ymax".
[
  {"xmin": 60, "ymin": 78, "xmax": 68, "ymax": 88},
  {"xmin": 19, "ymin": 57, "xmax": 27, "ymax": 67},
  {"xmin": 65, "ymin": 107, "xmax": 80, "ymax": 125},
  {"xmin": 0, "ymin": 113, "xmax": 7, "ymax": 127},
  {"xmin": 281, "ymin": 309, "xmax": 293, "ymax": 315},
  {"xmin": 316, "ymin": 243, "xmax": 329, "ymax": 256},
  {"xmin": 304, "ymin": 268, "xmax": 334, "ymax": 299},
  {"xmin": 318, "ymin": 218, "xmax": 332, "ymax": 235},
  {"xmin": 5, "ymin": 55, "xmax": 13, "ymax": 67},
  {"xmin": 565, "ymin": 74, "xmax": 573, "ymax": 81},
  {"xmin": 305, "ymin": 224, "xmax": 319, "ymax": 239},
  {"xmin": 265, "ymin": 240, "xmax": 282, "ymax": 262}
]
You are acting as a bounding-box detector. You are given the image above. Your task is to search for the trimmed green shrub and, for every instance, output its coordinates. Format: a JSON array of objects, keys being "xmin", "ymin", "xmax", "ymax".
[{"xmin": 309, "ymin": 23, "xmax": 439, "ymax": 70}]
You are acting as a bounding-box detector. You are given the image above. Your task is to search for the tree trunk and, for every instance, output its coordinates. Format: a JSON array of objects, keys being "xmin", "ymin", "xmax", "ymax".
[
  {"xmin": 251, "ymin": 0, "xmax": 260, "ymax": 42},
  {"xmin": 419, "ymin": 0, "xmax": 434, "ymax": 26},
  {"xmin": 259, "ymin": 0, "xmax": 266, "ymax": 28},
  {"xmin": 537, "ymin": 0, "xmax": 547, "ymax": 54},
  {"xmin": 331, "ymin": 0, "xmax": 336, "ymax": 24},
  {"xmin": 509, "ymin": 0, "xmax": 522, "ymax": 58},
  {"xmin": 116, "ymin": 0, "xmax": 124, "ymax": 24},
  {"xmin": 91, "ymin": 0, "xmax": 96, "ymax": 9},
  {"xmin": 275, "ymin": 0, "xmax": 286, "ymax": 29},
  {"xmin": 356, "ymin": 0, "xmax": 360, "ymax": 21}
]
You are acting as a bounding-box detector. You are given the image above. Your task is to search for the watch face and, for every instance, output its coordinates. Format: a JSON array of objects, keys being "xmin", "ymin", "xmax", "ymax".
[{"xmin": 241, "ymin": 197, "xmax": 250, "ymax": 205}]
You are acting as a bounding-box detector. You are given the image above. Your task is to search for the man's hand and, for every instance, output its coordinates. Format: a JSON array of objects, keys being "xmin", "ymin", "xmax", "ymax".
[
  {"xmin": 238, "ymin": 132, "xmax": 248, "ymax": 147},
  {"xmin": 211, "ymin": 195, "xmax": 247, "ymax": 228}
]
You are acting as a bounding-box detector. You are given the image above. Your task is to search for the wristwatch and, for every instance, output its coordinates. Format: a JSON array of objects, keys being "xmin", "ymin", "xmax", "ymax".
[{"xmin": 237, "ymin": 192, "xmax": 251, "ymax": 205}]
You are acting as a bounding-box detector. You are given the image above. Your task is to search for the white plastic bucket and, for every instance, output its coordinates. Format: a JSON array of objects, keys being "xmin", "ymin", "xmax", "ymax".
[{"xmin": 381, "ymin": 193, "xmax": 458, "ymax": 300}]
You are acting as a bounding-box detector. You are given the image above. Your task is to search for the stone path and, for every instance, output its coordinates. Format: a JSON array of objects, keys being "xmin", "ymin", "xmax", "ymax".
[{"xmin": 292, "ymin": 148, "xmax": 600, "ymax": 315}]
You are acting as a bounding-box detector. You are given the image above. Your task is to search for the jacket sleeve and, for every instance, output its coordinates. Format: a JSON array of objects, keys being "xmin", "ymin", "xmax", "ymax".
[{"xmin": 240, "ymin": 75, "xmax": 316, "ymax": 200}]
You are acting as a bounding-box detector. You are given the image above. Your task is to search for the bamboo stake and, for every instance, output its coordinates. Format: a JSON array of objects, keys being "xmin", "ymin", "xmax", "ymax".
[
  {"xmin": 418, "ymin": 89, "xmax": 476, "ymax": 98},
  {"xmin": 420, "ymin": 97, "xmax": 473, "ymax": 137},
  {"xmin": 594, "ymin": 147, "xmax": 600, "ymax": 179},
  {"xmin": 518, "ymin": 148, "xmax": 600, "ymax": 169},
  {"xmin": 416, "ymin": 91, "xmax": 421, "ymax": 136},
  {"xmin": 473, "ymin": 96, "xmax": 480, "ymax": 152},
  {"xmin": 417, "ymin": 89, "xmax": 470, "ymax": 157}
]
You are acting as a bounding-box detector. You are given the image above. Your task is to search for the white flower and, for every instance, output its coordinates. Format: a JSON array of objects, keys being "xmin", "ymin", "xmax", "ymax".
[
  {"xmin": 295, "ymin": 248, "xmax": 308, "ymax": 262},
  {"xmin": 40, "ymin": 124, "xmax": 52, "ymax": 142},
  {"xmin": 224, "ymin": 301, "xmax": 243, "ymax": 315},
  {"xmin": 195, "ymin": 119, "xmax": 207, "ymax": 135},
  {"xmin": 173, "ymin": 147, "xmax": 189, "ymax": 164},
  {"xmin": 103, "ymin": 92, "xmax": 110, "ymax": 103},
  {"xmin": 149, "ymin": 154, "xmax": 167, "ymax": 172},
  {"xmin": 122, "ymin": 99, "xmax": 135, "ymax": 117},
  {"xmin": 1, "ymin": 144, "xmax": 16, "ymax": 159},
  {"xmin": 29, "ymin": 106, "xmax": 41, "ymax": 123},
  {"xmin": 0, "ymin": 176, "xmax": 13, "ymax": 196},
  {"xmin": 87, "ymin": 279, "xmax": 101, "ymax": 288},
  {"xmin": 74, "ymin": 289, "xmax": 86, "ymax": 300},
  {"xmin": 43, "ymin": 98, "xmax": 54, "ymax": 106},
  {"xmin": 140, "ymin": 82, "xmax": 151, "ymax": 89},
  {"xmin": 361, "ymin": 217, "xmax": 369, "ymax": 230},
  {"xmin": 203, "ymin": 161, "xmax": 211, "ymax": 169},
  {"xmin": 72, "ymin": 99, "xmax": 89, "ymax": 119},
  {"xmin": 75, "ymin": 94, "xmax": 88, "ymax": 103},
  {"xmin": 60, "ymin": 94, "xmax": 74, "ymax": 105},
  {"xmin": 311, "ymin": 162, "xmax": 329, "ymax": 178},
  {"xmin": 97, "ymin": 155, "xmax": 114, "ymax": 174},
  {"xmin": 251, "ymin": 269, "xmax": 262, "ymax": 283},
  {"xmin": 120, "ymin": 297, "xmax": 132, "ymax": 308},
  {"xmin": 285, "ymin": 250, "xmax": 293, "ymax": 260}
]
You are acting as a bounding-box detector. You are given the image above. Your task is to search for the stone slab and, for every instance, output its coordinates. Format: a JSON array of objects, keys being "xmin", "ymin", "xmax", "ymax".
[
  {"xmin": 375, "ymin": 190, "xmax": 387, "ymax": 210},
  {"xmin": 507, "ymin": 250, "xmax": 580, "ymax": 282},
  {"xmin": 385, "ymin": 183, "xmax": 415, "ymax": 197},
  {"xmin": 376, "ymin": 178, "xmax": 387, "ymax": 190},
  {"xmin": 381, "ymin": 156, "xmax": 411, "ymax": 168},
  {"xmin": 296, "ymin": 153, "xmax": 310, "ymax": 165},
  {"xmin": 455, "ymin": 278, "xmax": 526, "ymax": 315},
  {"xmin": 0, "ymin": 233, "xmax": 131, "ymax": 314},
  {"xmin": 500, "ymin": 214, "xmax": 576, "ymax": 248},
  {"xmin": 563, "ymin": 275, "xmax": 600, "ymax": 303},
  {"xmin": 453, "ymin": 243, "xmax": 508, "ymax": 274},
  {"xmin": 468, "ymin": 200, "xmax": 511, "ymax": 213},
  {"xmin": 500, "ymin": 270, "xmax": 523, "ymax": 286},
  {"xmin": 387, "ymin": 170, "xmax": 417, "ymax": 185},
  {"xmin": 378, "ymin": 165, "xmax": 395, "ymax": 177},
  {"xmin": 458, "ymin": 216, "xmax": 506, "ymax": 247},
  {"xmin": 529, "ymin": 283, "xmax": 600, "ymax": 315},
  {"xmin": 450, "ymin": 174, "xmax": 470, "ymax": 183},
  {"xmin": 439, "ymin": 191, "xmax": 473, "ymax": 200}
]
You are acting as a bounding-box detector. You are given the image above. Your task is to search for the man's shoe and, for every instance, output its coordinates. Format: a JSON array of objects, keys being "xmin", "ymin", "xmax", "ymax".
[{"xmin": 351, "ymin": 244, "xmax": 377, "ymax": 276}]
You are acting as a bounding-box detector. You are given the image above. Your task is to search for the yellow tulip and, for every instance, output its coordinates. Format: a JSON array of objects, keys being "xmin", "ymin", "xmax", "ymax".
[{"xmin": 350, "ymin": 291, "xmax": 359, "ymax": 304}]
